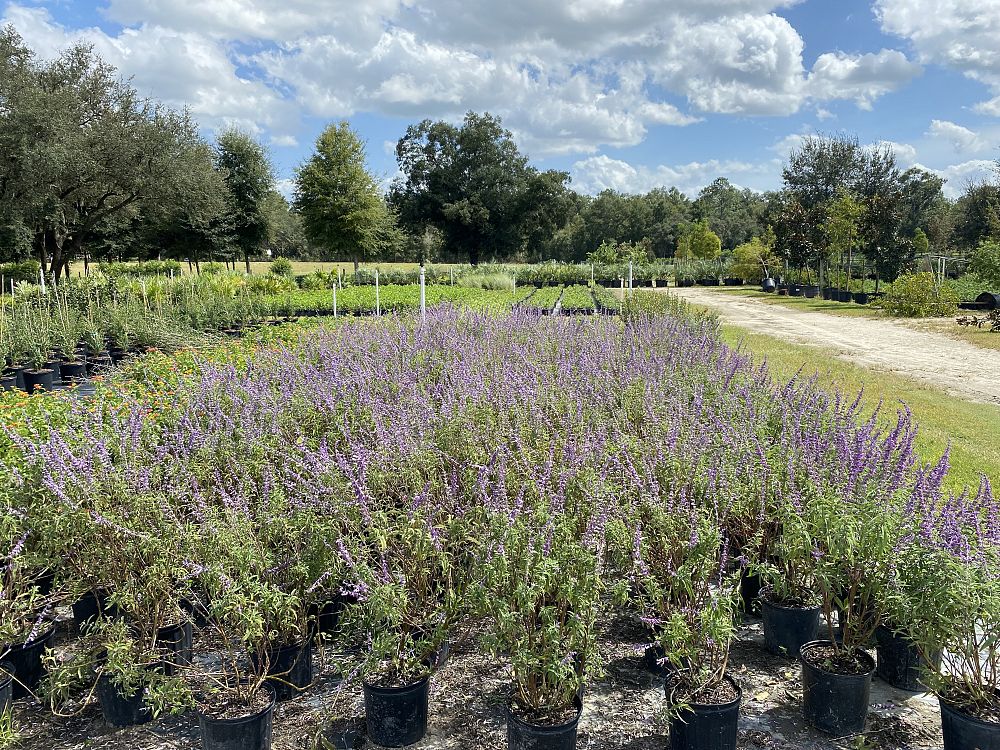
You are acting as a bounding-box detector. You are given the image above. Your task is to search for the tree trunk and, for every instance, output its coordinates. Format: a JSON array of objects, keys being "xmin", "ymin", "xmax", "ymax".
[
  {"xmin": 354, "ymin": 257, "xmax": 360, "ymax": 281},
  {"xmin": 468, "ymin": 247, "xmax": 480, "ymax": 266},
  {"xmin": 244, "ymin": 251, "xmax": 251, "ymax": 275}
]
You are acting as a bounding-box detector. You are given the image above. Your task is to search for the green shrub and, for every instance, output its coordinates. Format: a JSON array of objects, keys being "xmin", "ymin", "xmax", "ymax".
[
  {"xmin": 99, "ymin": 260, "xmax": 183, "ymax": 278},
  {"xmin": 269, "ymin": 256, "xmax": 294, "ymax": 277},
  {"xmin": 970, "ymin": 240, "xmax": 1000, "ymax": 289},
  {"xmin": 880, "ymin": 272, "xmax": 959, "ymax": 318},
  {"xmin": 0, "ymin": 259, "xmax": 41, "ymax": 285},
  {"xmin": 200, "ymin": 262, "xmax": 224, "ymax": 276},
  {"xmin": 299, "ymin": 270, "xmax": 333, "ymax": 290},
  {"xmin": 456, "ymin": 271, "xmax": 515, "ymax": 290}
]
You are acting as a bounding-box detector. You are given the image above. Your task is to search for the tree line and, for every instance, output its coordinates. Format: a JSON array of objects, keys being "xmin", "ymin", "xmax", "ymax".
[{"xmin": 1, "ymin": 29, "xmax": 997, "ymax": 281}]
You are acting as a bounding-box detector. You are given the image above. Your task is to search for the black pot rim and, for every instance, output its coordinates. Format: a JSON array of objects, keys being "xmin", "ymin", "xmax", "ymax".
[
  {"xmin": 759, "ymin": 587, "xmax": 821, "ymax": 612},
  {"xmin": 665, "ymin": 672, "xmax": 742, "ymax": 712},
  {"xmin": 505, "ymin": 694, "xmax": 583, "ymax": 733},
  {"xmin": 23, "ymin": 368, "xmax": 54, "ymax": 375},
  {"xmin": 196, "ymin": 683, "xmax": 276, "ymax": 726},
  {"xmin": 799, "ymin": 639, "xmax": 875, "ymax": 678},
  {"xmin": 8, "ymin": 621, "xmax": 56, "ymax": 652},
  {"xmin": 939, "ymin": 695, "xmax": 1000, "ymax": 729},
  {"xmin": 362, "ymin": 674, "xmax": 430, "ymax": 694}
]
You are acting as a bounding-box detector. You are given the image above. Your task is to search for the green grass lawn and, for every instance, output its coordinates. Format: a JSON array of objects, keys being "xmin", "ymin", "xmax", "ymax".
[
  {"xmin": 712, "ymin": 287, "xmax": 883, "ymax": 318},
  {"xmin": 720, "ymin": 325, "xmax": 1000, "ymax": 492}
]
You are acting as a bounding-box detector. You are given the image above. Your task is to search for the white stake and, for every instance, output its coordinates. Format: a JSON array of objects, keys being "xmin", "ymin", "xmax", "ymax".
[
  {"xmin": 375, "ymin": 269, "xmax": 381, "ymax": 316},
  {"xmin": 628, "ymin": 261, "xmax": 633, "ymax": 295},
  {"xmin": 420, "ymin": 265, "xmax": 426, "ymax": 322},
  {"xmin": 39, "ymin": 266, "xmax": 46, "ymax": 294}
]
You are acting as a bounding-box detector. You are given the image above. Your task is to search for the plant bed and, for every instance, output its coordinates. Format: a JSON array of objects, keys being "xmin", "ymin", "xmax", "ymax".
[{"xmin": 800, "ymin": 640, "xmax": 875, "ymax": 736}]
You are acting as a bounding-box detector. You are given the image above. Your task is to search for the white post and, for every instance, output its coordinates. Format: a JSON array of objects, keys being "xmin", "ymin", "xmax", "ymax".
[
  {"xmin": 420, "ymin": 265, "xmax": 426, "ymax": 322},
  {"xmin": 333, "ymin": 285, "xmax": 338, "ymax": 318},
  {"xmin": 39, "ymin": 266, "xmax": 46, "ymax": 294},
  {"xmin": 628, "ymin": 261, "xmax": 633, "ymax": 295},
  {"xmin": 375, "ymin": 269, "xmax": 381, "ymax": 316}
]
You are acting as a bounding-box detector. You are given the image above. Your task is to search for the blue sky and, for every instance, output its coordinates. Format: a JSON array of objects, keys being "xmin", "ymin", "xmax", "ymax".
[{"xmin": 3, "ymin": 0, "xmax": 999, "ymax": 199}]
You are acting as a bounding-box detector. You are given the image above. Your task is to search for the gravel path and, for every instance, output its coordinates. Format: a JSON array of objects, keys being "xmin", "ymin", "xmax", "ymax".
[{"xmin": 670, "ymin": 287, "xmax": 1000, "ymax": 406}]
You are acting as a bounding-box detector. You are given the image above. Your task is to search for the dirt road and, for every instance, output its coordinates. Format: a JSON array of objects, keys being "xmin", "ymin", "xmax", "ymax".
[{"xmin": 670, "ymin": 287, "xmax": 1000, "ymax": 406}]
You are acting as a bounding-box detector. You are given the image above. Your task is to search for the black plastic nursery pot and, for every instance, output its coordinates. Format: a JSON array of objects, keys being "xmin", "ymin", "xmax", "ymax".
[
  {"xmin": 97, "ymin": 672, "xmax": 153, "ymax": 727},
  {"xmin": 940, "ymin": 697, "xmax": 1000, "ymax": 750},
  {"xmin": 837, "ymin": 289, "xmax": 853, "ymax": 302},
  {"xmin": 58, "ymin": 360, "xmax": 88, "ymax": 383},
  {"xmin": 156, "ymin": 620, "xmax": 194, "ymax": 676},
  {"xmin": 739, "ymin": 571, "xmax": 762, "ymax": 616},
  {"xmin": 198, "ymin": 686, "xmax": 276, "ymax": 750},
  {"xmin": 761, "ymin": 594, "xmax": 820, "ymax": 658},
  {"xmin": 0, "ymin": 374, "xmax": 15, "ymax": 391},
  {"xmin": 667, "ymin": 676, "xmax": 742, "ymax": 750},
  {"xmin": 363, "ymin": 675, "xmax": 430, "ymax": 747},
  {"xmin": 108, "ymin": 348, "xmax": 128, "ymax": 364},
  {"xmin": 853, "ymin": 292, "xmax": 870, "ymax": 305},
  {"xmin": 506, "ymin": 696, "xmax": 583, "ymax": 750},
  {"xmin": 0, "ymin": 661, "xmax": 12, "ymax": 714},
  {"xmin": 22, "ymin": 368, "xmax": 55, "ymax": 392},
  {"xmin": 6, "ymin": 366, "xmax": 26, "ymax": 391},
  {"xmin": 87, "ymin": 353, "xmax": 113, "ymax": 375},
  {"xmin": 803, "ymin": 285, "xmax": 820, "ymax": 298},
  {"xmin": 822, "ymin": 287, "xmax": 834, "ymax": 300},
  {"xmin": 761, "ymin": 278, "xmax": 776, "ymax": 293},
  {"xmin": 6, "ymin": 622, "xmax": 56, "ymax": 699},
  {"xmin": 789, "ymin": 285, "xmax": 803, "ymax": 297},
  {"xmin": 875, "ymin": 626, "xmax": 940, "ymax": 692},
  {"xmin": 73, "ymin": 589, "xmax": 117, "ymax": 628},
  {"xmin": 799, "ymin": 640, "xmax": 875, "ymax": 737},
  {"xmin": 252, "ymin": 640, "xmax": 313, "ymax": 701}
]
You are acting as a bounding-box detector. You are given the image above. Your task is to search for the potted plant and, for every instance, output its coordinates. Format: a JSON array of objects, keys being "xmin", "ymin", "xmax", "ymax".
[
  {"xmin": 895, "ymin": 477, "xmax": 1000, "ymax": 750},
  {"xmin": 631, "ymin": 502, "xmax": 742, "ymax": 750},
  {"xmin": 342, "ymin": 497, "xmax": 461, "ymax": 749},
  {"xmin": 1, "ymin": 536, "xmax": 54, "ymax": 701},
  {"xmin": 799, "ymin": 488, "xmax": 888, "ymax": 736},
  {"xmin": 756, "ymin": 495, "xmax": 821, "ymax": 659},
  {"xmin": 479, "ymin": 496, "xmax": 600, "ymax": 750}
]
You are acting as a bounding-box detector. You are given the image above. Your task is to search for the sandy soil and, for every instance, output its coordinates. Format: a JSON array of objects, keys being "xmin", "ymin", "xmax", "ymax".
[
  {"xmin": 670, "ymin": 287, "xmax": 1000, "ymax": 406},
  {"xmin": 11, "ymin": 610, "xmax": 942, "ymax": 750}
]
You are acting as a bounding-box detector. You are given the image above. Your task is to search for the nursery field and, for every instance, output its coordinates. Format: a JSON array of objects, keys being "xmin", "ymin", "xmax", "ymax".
[{"xmin": 0, "ymin": 287, "xmax": 996, "ymax": 750}]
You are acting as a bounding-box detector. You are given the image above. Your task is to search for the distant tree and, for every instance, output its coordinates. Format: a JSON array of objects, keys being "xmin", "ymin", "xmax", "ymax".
[
  {"xmin": 970, "ymin": 239, "xmax": 1000, "ymax": 287},
  {"xmin": 642, "ymin": 187, "xmax": 693, "ymax": 257},
  {"xmin": 295, "ymin": 121, "xmax": 397, "ymax": 273},
  {"xmin": 216, "ymin": 128, "xmax": 274, "ymax": 273},
  {"xmin": 391, "ymin": 112, "xmax": 531, "ymax": 265},
  {"xmin": 517, "ymin": 169, "xmax": 576, "ymax": 261},
  {"xmin": 693, "ymin": 177, "xmax": 763, "ymax": 249},
  {"xmin": 953, "ymin": 180, "xmax": 1000, "ymax": 252},
  {"xmin": 912, "ymin": 228, "xmax": 930, "ymax": 258},
  {"xmin": 731, "ymin": 234, "xmax": 776, "ymax": 281},
  {"xmin": 822, "ymin": 192, "xmax": 862, "ymax": 283},
  {"xmin": 676, "ymin": 219, "xmax": 722, "ymax": 260},
  {"xmin": 262, "ymin": 191, "xmax": 308, "ymax": 259}
]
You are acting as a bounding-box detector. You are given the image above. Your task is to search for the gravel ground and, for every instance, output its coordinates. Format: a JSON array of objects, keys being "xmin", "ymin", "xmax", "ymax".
[
  {"xmin": 9, "ymin": 609, "xmax": 943, "ymax": 750},
  {"xmin": 669, "ymin": 286, "xmax": 1000, "ymax": 406}
]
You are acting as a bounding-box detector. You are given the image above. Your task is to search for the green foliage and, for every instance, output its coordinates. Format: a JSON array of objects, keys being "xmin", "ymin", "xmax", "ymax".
[
  {"xmin": 0, "ymin": 260, "xmax": 40, "ymax": 285},
  {"xmin": 456, "ymin": 271, "xmax": 515, "ymax": 290},
  {"xmin": 912, "ymin": 228, "xmax": 930, "ymax": 257},
  {"xmin": 730, "ymin": 235, "xmax": 775, "ymax": 280},
  {"xmin": 98, "ymin": 260, "xmax": 183, "ymax": 278},
  {"xmin": 586, "ymin": 239, "xmax": 652, "ymax": 266},
  {"xmin": 676, "ymin": 220, "xmax": 721, "ymax": 260},
  {"xmin": 391, "ymin": 112, "xmax": 533, "ymax": 265},
  {"xmin": 880, "ymin": 273, "xmax": 959, "ymax": 317},
  {"xmin": 970, "ymin": 240, "xmax": 1000, "ymax": 289},
  {"xmin": 216, "ymin": 129, "xmax": 274, "ymax": 269},
  {"xmin": 294, "ymin": 121, "xmax": 397, "ymax": 266},
  {"xmin": 269, "ymin": 257, "xmax": 294, "ymax": 278}
]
